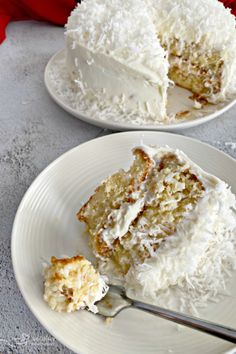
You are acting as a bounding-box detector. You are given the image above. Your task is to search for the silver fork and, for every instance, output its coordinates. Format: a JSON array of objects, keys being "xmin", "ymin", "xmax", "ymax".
[{"xmin": 96, "ymin": 284, "xmax": 236, "ymax": 343}]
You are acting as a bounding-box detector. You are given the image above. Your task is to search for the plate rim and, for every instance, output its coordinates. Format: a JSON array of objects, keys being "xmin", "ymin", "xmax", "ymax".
[
  {"xmin": 44, "ymin": 49, "xmax": 236, "ymax": 132},
  {"xmin": 11, "ymin": 131, "xmax": 236, "ymax": 353}
]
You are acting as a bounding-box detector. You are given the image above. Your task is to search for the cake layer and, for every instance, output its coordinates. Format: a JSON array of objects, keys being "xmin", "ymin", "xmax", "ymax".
[{"xmin": 163, "ymin": 39, "xmax": 223, "ymax": 100}]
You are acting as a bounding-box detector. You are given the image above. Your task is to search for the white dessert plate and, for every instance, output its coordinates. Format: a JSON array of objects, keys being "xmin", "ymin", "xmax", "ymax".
[
  {"xmin": 44, "ymin": 50, "xmax": 236, "ymax": 131},
  {"xmin": 12, "ymin": 131, "xmax": 236, "ymax": 354}
]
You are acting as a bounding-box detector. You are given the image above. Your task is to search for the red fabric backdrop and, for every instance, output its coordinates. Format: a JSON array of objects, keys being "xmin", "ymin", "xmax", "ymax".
[
  {"xmin": 0, "ymin": 0, "xmax": 76, "ymax": 43},
  {"xmin": 0, "ymin": 0, "xmax": 235, "ymax": 44}
]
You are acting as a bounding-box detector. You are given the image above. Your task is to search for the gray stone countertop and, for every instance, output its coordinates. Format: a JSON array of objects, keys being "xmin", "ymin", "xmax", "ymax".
[{"xmin": 0, "ymin": 21, "xmax": 235, "ymax": 354}]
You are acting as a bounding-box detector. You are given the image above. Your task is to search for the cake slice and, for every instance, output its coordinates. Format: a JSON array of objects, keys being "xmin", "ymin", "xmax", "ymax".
[
  {"xmin": 43, "ymin": 255, "xmax": 108, "ymax": 313},
  {"xmin": 66, "ymin": 0, "xmax": 169, "ymax": 122},
  {"xmin": 77, "ymin": 145, "xmax": 236, "ymax": 299}
]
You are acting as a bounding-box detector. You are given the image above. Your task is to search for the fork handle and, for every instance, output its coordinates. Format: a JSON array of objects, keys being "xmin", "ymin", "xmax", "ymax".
[{"xmin": 132, "ymin": 300, "xmax": 236, "ymax": 343}]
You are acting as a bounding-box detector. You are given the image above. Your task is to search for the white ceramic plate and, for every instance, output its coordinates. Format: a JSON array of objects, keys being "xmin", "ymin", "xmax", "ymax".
[
  {"xmin": 44, "ymin": 50, "xmax": 236, "ymax": 131},
  {"xmin": 12, "ymin": 131, "xmax": 236, "ymax": 354}
]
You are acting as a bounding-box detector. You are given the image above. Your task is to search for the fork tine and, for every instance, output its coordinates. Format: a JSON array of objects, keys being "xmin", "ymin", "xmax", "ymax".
[{"xmin": 95, "ymin": 285, "xmax": 132, "ymax": 317}]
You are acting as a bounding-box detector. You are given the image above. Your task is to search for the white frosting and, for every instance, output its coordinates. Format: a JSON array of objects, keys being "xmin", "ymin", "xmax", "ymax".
[
  {"xmin": 98, "ymin": 145, "xmax": 236, "ymax": 312},
  {"xmin": 102, "ymin": 198, "xmax": 145, "ymax": 247},
  {"xmin": 66, "ymin": 0, "xmax": 169, "ymax": 121}
]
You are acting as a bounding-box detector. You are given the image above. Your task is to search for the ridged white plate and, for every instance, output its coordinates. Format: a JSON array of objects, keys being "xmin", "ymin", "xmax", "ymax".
[
  {"xmin": 12, "ymin": 131, "xmax": 236, "ymax": 354},
  {"xmin": 44, "ymin": 50, "xmax": 236, "ymax": 131}
]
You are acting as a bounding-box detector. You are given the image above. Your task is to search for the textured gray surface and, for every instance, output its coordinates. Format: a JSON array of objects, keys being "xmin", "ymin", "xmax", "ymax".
[{"xmin": 0, "ymin": 21, "xmax": 235, "ymax": 354}]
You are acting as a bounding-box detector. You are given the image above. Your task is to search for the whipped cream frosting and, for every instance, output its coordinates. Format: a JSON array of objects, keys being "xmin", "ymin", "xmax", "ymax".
[{"xmin": 102, "ymin": 198, "xmax": 145, "ymax": 247}]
